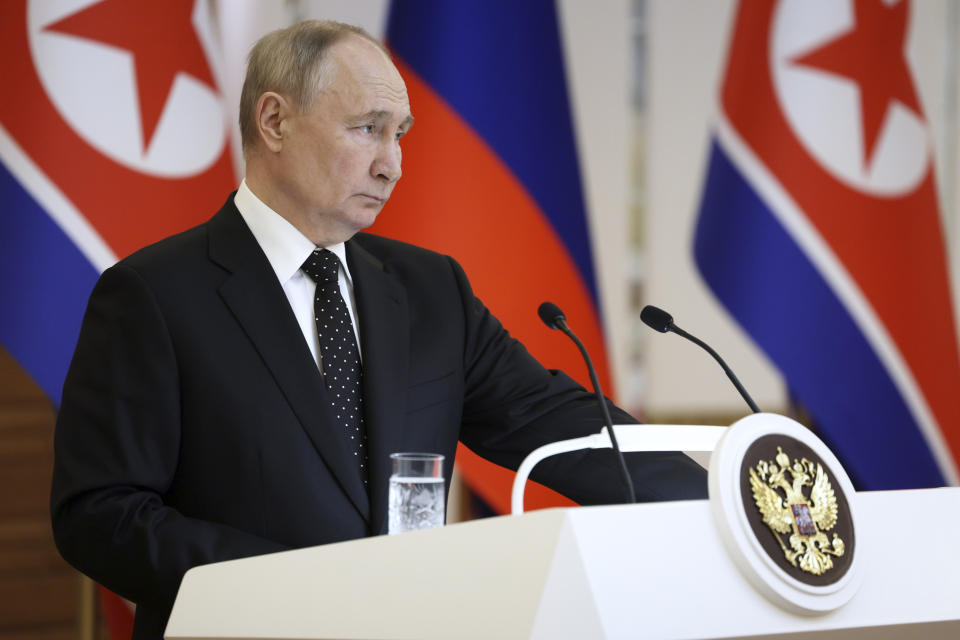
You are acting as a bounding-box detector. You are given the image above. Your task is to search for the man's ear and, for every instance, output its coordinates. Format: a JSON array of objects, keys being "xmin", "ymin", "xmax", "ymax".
[{"xmin": 256, "ymin": 92, "xmax": 290, "ymax": 153}]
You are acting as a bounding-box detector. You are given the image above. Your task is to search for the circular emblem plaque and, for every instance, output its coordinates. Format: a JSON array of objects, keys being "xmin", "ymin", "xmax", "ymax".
[{"xmin": 709, "ymin": 413, "xmax": 861, "ymax": 614}]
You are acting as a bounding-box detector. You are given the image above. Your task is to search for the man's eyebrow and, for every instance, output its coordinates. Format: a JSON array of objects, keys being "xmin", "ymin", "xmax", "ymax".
[{"xmin": 353, "ymin": 110, "xmax": 415, "ymax": 128}]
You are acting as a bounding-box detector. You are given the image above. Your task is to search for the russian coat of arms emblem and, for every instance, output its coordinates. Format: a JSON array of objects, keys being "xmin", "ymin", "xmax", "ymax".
[{"xmin": 749, "ymin": 446, "xmax": 845, "ymax": 575}]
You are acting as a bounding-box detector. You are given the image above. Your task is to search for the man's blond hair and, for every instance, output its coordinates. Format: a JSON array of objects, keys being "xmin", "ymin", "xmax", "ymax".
[{"xmin": 238, "ymin": 20, "xmax": 387, "ymax": 151}]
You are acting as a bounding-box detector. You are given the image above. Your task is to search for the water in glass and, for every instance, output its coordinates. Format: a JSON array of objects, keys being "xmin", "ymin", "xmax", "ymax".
[{"xmin": 388, "ymin": 475, "xmax": 444, "ymax": 534}]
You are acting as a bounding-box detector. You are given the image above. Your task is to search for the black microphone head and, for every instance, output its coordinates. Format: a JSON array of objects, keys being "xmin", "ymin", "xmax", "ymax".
[
  {"xmin": 538, "ymin": 301, "xmax": 566, "ymax": 330},
  {"xmin": 640, "ymin": 305, "xmax": 674, "ymax": 333}
]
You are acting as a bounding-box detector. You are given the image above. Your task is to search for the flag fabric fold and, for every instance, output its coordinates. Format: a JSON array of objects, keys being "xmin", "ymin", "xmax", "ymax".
[
  {"xmin": 379, "ymin": 0, "xmax": 610, "ymax": 512},
  {"xmin": 694, "ymin": 0, "xmax": 960, "ymax": 489}
]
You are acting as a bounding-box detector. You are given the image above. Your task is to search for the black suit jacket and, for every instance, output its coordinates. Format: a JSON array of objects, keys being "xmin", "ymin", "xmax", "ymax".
[{"xmin": 51, "ymin": 196, "xmax": 706, "ymax": 639}]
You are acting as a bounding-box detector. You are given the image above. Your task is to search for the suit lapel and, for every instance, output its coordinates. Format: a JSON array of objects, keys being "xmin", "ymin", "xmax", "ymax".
[
  {"xmin": 207, "ymin": 202, "xmax": 371, "ymax": 522},
  {"xmin": 347, "ymin": 239, "xmax": 409, "ymax": 535}
]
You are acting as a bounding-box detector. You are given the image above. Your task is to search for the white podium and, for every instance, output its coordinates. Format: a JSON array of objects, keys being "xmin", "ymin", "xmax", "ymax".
[{"xmin": 165, "ymin": 487, "xmax": 960, "ymax": 639}]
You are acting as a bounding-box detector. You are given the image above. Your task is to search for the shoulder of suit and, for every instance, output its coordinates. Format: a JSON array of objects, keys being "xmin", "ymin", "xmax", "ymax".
[
  {"xmin": 350, "ymin": 232, "xmax": 453, "ymax": 265},
  {"xmin": 115, "ymin": 193, "xmax": 234, "ymax": 277},
  {"xmin": 122, "ymin": 224, "xmax": 208, "ymax": 267},
  {"xmin": 348, "ymin": 233, "xmax": 470, "ymax": 292}
]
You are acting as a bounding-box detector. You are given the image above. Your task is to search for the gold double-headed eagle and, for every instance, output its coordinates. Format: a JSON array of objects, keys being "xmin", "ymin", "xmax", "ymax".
[{"xmin": 749, "ymin": 447, "xmax": 845, "ymax": 576}]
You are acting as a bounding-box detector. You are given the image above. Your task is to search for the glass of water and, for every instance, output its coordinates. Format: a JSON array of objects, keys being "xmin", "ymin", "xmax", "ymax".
[{"xmin": 388, "ymin": 453, "xmax": 445, "ymax": 535}]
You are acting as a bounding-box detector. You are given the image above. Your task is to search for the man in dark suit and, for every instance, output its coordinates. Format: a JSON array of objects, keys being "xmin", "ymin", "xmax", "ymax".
[{"xmin": 51, "ymin": 21, "xmax": 707, "ymax": 639}]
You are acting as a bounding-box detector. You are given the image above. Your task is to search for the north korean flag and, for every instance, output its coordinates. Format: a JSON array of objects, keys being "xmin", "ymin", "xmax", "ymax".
[
  {"xmin": 694, "ymin": 0, "xmax": 960, "ymax": 489},
  {"xmin": 1, "ymin": 0, "xmax": 236, "ymax": 401},
  {"xmin": 1, "ymin": 1, "xmax": 236, "ymax": 637}
]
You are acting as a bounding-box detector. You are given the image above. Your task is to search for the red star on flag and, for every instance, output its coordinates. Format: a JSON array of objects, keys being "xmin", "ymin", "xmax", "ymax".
[
  {"xmin": 790, "ymin": 0, "xmax": 922, "ymax": 171},
  {"xmin": 45, "ymin": 0, "xmax": 218, "ymax": 154}
]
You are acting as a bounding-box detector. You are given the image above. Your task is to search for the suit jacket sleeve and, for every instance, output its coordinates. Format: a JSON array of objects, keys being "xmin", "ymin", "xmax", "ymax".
[
  {"xmin": 448, "ymin": 256, "xmax": 708, "ymax": 504},
  {"xmin": 50, "ymin": 263, "xmax": 289, "ymax": 614}
]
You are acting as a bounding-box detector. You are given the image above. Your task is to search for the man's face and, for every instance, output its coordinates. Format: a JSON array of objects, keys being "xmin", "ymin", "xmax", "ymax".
[{"xmin": 276, "ymin": 36, "xmax": 413, "ymax": 239}]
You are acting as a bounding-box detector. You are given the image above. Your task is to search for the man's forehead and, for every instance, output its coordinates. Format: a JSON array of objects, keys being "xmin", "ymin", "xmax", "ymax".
[
  {"xmin": 327, "ymin": 37, "xmax": 410, "ymax": 108},
  {"xmin": 329, "ymin": 35, "xmax": 400, "ymax": 83}
]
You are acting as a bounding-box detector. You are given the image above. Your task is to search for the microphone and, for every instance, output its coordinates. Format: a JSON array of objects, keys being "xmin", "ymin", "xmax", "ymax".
[
  {"xmin": 538, "ymin": 302, "xmax": 636, "ymax": 504},
  {"xmin": 640, "ymin": 305, "xmax": 760, "ymax": 414}
]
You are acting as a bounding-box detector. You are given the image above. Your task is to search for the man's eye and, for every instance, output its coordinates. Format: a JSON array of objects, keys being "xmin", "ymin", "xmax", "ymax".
[{"xmin": 360, "ymin": 124, "xmax": 375, "ymax": 134}]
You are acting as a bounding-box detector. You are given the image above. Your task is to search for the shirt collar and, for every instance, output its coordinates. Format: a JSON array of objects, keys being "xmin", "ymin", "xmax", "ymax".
[{"xmin": 234, "ymin": 179, "xmax": 352, "ymax": 285}]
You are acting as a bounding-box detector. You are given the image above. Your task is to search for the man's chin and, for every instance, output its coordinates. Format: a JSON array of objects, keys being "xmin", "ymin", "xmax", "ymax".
[{"xmin": 347, "ymin": 204, "xmax": 384, "ymax": 234}]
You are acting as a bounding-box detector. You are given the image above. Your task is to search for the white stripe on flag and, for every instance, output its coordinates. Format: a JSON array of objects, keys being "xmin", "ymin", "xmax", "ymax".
[
  {"xmin": 713, "ymin": 108, "xmax": 959, "ymax": 486},
  {"xmin": 0, "ymin": 123, "xmax": 117, "ymax": 272}
]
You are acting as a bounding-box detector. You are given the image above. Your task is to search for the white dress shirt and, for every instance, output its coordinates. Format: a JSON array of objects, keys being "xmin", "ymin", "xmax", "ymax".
[{"xmin": 233, "ymin": 179, "xmax": 361, "ymax": 370}]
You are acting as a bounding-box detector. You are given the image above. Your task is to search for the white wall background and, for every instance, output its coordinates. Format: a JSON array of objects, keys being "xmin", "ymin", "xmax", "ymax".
[{"xmin": 210, "ymin": 0, "xmax": 959, "ymax": 420}]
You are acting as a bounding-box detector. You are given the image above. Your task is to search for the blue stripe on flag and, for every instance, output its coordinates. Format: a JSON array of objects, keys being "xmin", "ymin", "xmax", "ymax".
[
  {"xmin": 386, "ymin": 0, "xmax": 598, "ymax": 304},
  {"xmin": 0, "ymin": 160, "xmax": 100, "ymax": 405},
  {"xmin": 694, "ymin": 140, "xmax": 945, "ymax": 490}
]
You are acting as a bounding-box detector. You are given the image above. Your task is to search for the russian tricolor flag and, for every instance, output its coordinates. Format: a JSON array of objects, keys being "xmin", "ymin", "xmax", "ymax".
[
  {"xmin": 695, "ymin": 0, "xmax": 960, "ymax": 489},
  {"xmin": 377, "ymin": 0, "xmax": 611, "ymax": 512}
]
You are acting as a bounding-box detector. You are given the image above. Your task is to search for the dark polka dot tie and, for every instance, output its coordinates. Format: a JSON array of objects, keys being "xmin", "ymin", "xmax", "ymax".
[{"xmin": 301, "ymin": 249, "xmax": 368, "ymax": 486}]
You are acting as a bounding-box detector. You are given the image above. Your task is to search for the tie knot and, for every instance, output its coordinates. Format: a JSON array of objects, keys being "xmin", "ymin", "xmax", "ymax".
[{"xmin": 301, "ymin": 249, "xmax": 340, "ymax": 285}]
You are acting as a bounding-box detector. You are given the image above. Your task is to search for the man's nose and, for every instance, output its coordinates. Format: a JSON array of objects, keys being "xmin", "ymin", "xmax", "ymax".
[{"xmin": 372, "ymin": 141, "xmax": 402, "ymax": 183}]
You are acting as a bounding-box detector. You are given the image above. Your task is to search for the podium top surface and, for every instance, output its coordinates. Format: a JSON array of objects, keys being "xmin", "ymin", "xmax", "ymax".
[{"xmin": 166, "ymin": 487, "xmax": 960, "ymax": 640}]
